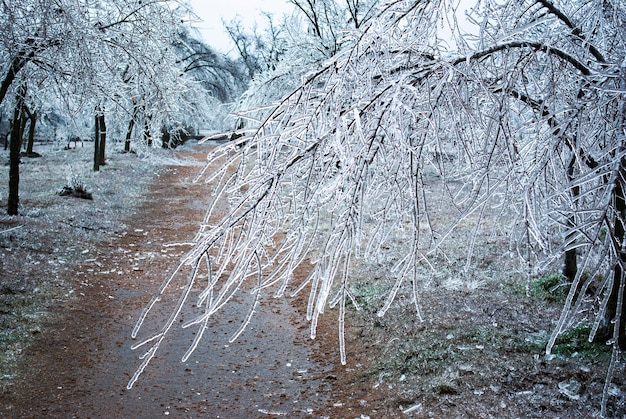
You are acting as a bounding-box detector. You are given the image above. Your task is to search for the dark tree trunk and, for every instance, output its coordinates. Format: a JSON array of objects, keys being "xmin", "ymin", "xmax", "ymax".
[
  {"xmin": 98, "ymin": 113, "xmax": 106, "ymax": 166},
  {"xmin": 563, "ymin": 155, "xmax": 579, "ymax": 281},
  {"xmin": 8, "ymin": 85, "xmax": 26, "ymax": 215},
  {"xmin": 0, "ymin": 37, "xmax": 56, "ymax": 108},
  {"xmin": 18, "ymin": 113, "xmax": 27, "ymax": 150},
  {"xmin": 94, "ymin": 112, "xmax": 100, "ymax": 172},
  {"xmin": 563, "ymin": 250, "xmax": 577, "ymax": 281},
  {"xmin": 124, "ymin": 99, "xmax": 138, "ymax": 152},
  {"xmin": 0, "ymin": 50, "xmax": 34, "ymax": 108},
  {"xmin": 161, "ymin": 128, "xmax": 171, "ymax": 149},
  {"xmin": 124, "ymin": 118, "xmax": 135, "ymax": 152}
]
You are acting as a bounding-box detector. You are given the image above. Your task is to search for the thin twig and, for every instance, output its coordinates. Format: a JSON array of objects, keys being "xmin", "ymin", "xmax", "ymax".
[{"xmin": 0, "ymin": 225, "xmax": 24, "ymax": 234}]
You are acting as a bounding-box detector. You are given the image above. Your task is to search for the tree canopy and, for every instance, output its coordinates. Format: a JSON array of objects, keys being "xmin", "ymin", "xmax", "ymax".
[{"xmin": 105, "ymin": 0, "xmax": 626, "ymax": 414}]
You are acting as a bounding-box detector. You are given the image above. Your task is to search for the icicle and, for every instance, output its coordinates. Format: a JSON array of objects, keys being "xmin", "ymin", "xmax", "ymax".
[
  {"xmin": 229, "ymin": 252, "xmax": 263, "ymax": 343},
  {"xmin": 601, "ymin": 267, "xmax": 625, "ymax": 416},
  {"xmin": 129, "ymin": 260, "xmax": 200, "ymax": 386},
  {"xmin": 132, "ymin": 257, "xmax": 187, "ymax": 338},
  {"xmin": 127, "ymin": 346, "xmax": 158, "ymax": 389},
  {"xmin": 412, "ymin": 260, "xmax": 424, "ymax": 322},
  {"xmin": 378, "ymin": 275, "xmax": 404, "ymax": 317},
  {"xmin": 130, "ymin": 332, "xmax": 163, "ymax": 351},
  {"xmin": 339, "ymin": 286, "xmax": 347, "ymax": 365},
  {"xmin": 181, "ymin": 315, "xmax": 209, "ymax": 363}
]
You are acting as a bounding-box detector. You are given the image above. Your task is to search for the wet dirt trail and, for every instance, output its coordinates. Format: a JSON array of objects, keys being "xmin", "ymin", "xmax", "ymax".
[{"xmin": 1, "ymin": 143, "xmax": 388, "ymax": 418}]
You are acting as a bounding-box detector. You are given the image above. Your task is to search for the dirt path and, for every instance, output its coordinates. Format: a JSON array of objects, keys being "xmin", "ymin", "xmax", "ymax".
[{"xmin": 0, "ymin": 143, "xmax": 389, "ymax": 418}]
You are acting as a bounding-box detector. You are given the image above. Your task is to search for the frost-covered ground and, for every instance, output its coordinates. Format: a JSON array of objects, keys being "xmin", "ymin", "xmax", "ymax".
[
  {"xmin": 0, "ymin": 140, "xmax": 624, "ymax": 417},
  {"xmin": 0, "ymin": 141, "xmax": 168, "ymax": 385}
]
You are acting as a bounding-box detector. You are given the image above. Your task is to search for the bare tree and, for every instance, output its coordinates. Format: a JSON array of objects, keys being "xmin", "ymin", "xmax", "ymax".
[
  {"xmin": 131, "ymin": 0, "xmax": 624, "ymax": 414},
  {"xmin": 223, "ymin": 0, "xmax": 380, "ymax": 97},
  {"xmin": 222, "ymin": 1, "xmax": 381, "ymax": 137},
  {"xmin": 289, "ymin": 0, "xmax": 380, "ymax": 55},
  {"xmin": 224, "ymin": 17, "xmax": 264, "ymax": 79},
  {"xmin": 175, "ymin": 28, "xmax": 247, "ymax": 102},
  {"xmin": 223, "ymin": 14, "xmax": 289, "ymax": 81},
  {"xmin": 345, "ymin": 0, "xmax": 377, "ymax": 28}
]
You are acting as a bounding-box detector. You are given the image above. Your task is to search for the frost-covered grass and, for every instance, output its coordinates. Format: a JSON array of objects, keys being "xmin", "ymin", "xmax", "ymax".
[
  {"xmin": 300, "ymin": 175, "xmax": 623, "ymax": 416},
  {"xmin": 339, "ymin": 268, "xmax": 619, "ymax": 417}
]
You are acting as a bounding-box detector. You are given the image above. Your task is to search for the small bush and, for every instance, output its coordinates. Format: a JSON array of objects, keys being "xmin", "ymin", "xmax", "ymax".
[{"xmin": 59, "ymin": 172, "xmax": 92, "ymax": 200}]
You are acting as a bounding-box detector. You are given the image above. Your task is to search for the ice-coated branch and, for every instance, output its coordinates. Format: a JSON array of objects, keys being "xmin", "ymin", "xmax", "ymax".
[{"xmin": 129, "ymin": 2, "xmax": 626, "ymax": 413}]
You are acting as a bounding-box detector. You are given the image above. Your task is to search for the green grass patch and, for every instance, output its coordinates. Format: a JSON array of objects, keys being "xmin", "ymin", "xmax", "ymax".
[
  {"xmin": 358, "ymin": 326, "xmax": 467, "ymax": 383},
  {"xmin": 529, "ymin": 273, "xmax": 570, "ymax": 302},
  {"xmin": 509, "ymin": 272, "xmax": 571, "ymax": 302},
  {"xmin": 551, "ymin": 324, "xmax": 610, "ymax": 358},
  {"xmin": 350, "ymin": 280, "xmax": 387, "ymax": 307},
  {"xmin": 461, "ymin": 325, "xmax": 545, "ymax": 353}
]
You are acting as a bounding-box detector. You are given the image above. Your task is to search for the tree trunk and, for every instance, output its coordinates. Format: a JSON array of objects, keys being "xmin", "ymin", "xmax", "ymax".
[
  {"xmin": 563, "ymin": 155, "xmax": 579, "ymax": 281},
  {"xmin": 124, "ymin": 100, "xmax": 138, "ymax": 152},
  {"xmin": 25, "ymin": 110, "xmax": 36, "ymax": 155},
  {"xmin": 94, "ymin": 112, "xmax": 100, "ymax": 172},
  {"xmin": 144, "ymin": 113, "xmax": 152, "ymax": 146},
  {"xmin": 19, "ymin": 113, "xmax": 27, "ymax": 151},
  {"xmin": 98, "ymin": 113, "xmax": 106, "ymax": 166},
  {"xmin": 0, "ymin": 37, "xmax": 55, "ymax": 108},
  {"xmin": 161, "ymin": 128, "xmax": 171, "ymax": 149},
  {"xmin": 8, "ymin": 85, "xmax": 26, "ymax": 215},
  {"xmin": 124, "ymin": 118, "xmax": 135, "ymax": 152},
  {"xmin": 563, "ymin": 249, "xmax": 577, "ymax": 281},
  {"xmin": 0, "ymin": 50, "xmax": 34, "ymax": 109}
]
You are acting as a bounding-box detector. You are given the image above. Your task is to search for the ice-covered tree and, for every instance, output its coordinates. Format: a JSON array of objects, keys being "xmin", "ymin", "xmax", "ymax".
[
  {"xmin": 224, "ymin": 13, "xmax": 290, "ymax": 79},
  {"xmin": 1, "ymin": 0, "xmax": 236, "ymax": 135},
  {"xmin": 0, "ymin": 0, "xmax": 231, "ymax": 211},
  {"xmin": 289, "ymin": 0, "xmax": 379, "ymax": 55},
  {"xmin": 175, "ymin": 28, "xmax": 247, "ymax": 103},
  {"xmin": 226, "ymin": 0, "xmax": 382, "ymax": 134},
  {"xmin": 131, "ymin": 0, "xmax": 625, "ymax": 414}
]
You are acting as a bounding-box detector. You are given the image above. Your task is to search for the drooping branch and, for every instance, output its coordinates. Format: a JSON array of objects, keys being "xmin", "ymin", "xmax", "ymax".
[
  {"xmin": 0, "ymin": 37, "xmax": 60, "ymax": 106},
  {"xmin": 536, "ymin": 0, "xmax": 606, "ymax": 62},
  {"xmin": 455, "ymin": 41, "xmax": 592, "ymax": 76},
  {"xmin": 383, "ymin": 40, "xmax": 592, "ymax": 86},
  {"xmin": 96, "ymin": 0, "xmax": 171, "ymax": 31},
  {"xmin": 128, "ymin": 3, "xmax": 626, "ymax": 414}
]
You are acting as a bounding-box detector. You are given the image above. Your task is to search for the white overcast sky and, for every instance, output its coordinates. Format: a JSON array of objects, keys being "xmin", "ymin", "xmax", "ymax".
[
  {"xmin": 186, "ymin": 0, "xmax": 294, "ymax": 55},
  {"xmin": 185, "ymin": 1, "xmax": 476, "ymax": 55}
]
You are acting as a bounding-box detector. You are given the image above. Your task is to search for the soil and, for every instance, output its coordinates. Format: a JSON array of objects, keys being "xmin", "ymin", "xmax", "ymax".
[{"xmin": 0, "ymin": 140, "xmax": 624, "ymax": 418}]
